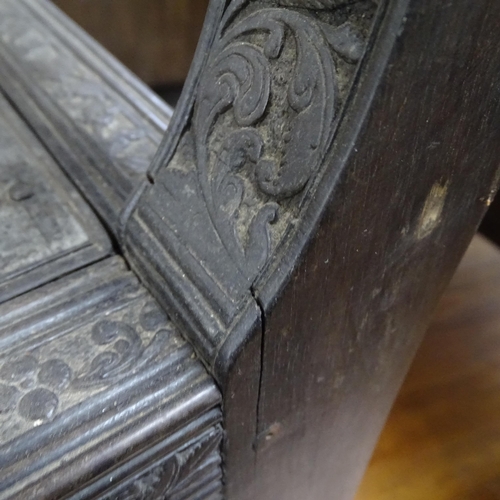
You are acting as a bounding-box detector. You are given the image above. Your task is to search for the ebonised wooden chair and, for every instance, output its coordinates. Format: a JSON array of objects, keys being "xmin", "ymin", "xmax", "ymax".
[{"xmin": 0, "ymin": 0, "xmax": 499, "ymax": 499}]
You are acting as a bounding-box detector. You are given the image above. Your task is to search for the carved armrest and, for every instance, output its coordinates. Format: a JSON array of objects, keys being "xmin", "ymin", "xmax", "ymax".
[
  {"xmin": 1, "ymin": 0, "xmax": 500, "ymax": 499},
  {"xmin": 122, "ymin": 1, "xmax": 500, "ymax": 499}
]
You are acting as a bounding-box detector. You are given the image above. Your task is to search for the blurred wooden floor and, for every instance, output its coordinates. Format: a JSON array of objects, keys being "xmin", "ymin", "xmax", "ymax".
[{"xmin": 356, "ymin": 235, "xmax": 500, "ymax": 500}]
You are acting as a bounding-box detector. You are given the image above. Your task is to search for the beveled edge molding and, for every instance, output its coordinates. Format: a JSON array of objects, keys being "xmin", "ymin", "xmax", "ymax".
[
  {"xmin": 96, "ymin": 424, "xmax": 223, "ymax": 500},
  {"xmin": 0, "ymin": 258, "xmax": 222, "ymax": 500},
  {"xmin": 0, "ymin": 0, "xmax": 172, "ymax": 233},
  {"xmin": 0, "ymin": 90, "xmax": 111, "ymax": 304}
]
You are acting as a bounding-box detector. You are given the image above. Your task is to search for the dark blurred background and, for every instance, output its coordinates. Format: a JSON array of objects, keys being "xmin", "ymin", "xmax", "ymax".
[{"xmin": 53, "ymin": 0, "xmax": 210, "ymax": 105}]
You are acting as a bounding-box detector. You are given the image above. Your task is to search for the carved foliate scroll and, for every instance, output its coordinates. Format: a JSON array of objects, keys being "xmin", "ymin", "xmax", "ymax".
[
  {"xmin": 192, "ymin": 5, "xmax": 342, "ymax": 278},
  {"xmin": 0, "ymin": 294, "xmax": 171, "ymax": 438},
  {"xmin": 0, "ymin": 257, "xmax": 222, "ymax": 499},
  {"xmin": 129, "ymin": 0, "xmax": 379, "ymax": 352},
  {"xmin": 105, "ymin": 427, "xmax": 223, "ymax": 500}
]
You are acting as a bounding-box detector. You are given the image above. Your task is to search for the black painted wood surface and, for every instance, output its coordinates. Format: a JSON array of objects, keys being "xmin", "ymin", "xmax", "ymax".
[
  {"xmin": 253, "ymin": 1, "xmax": 500, "ymax": 498},
  {"xmin": 0, "ymin": 0, "xmax": 173, "ymax": 234},
  {"xmin": 1, "ymin": 0, "xmax": 500, "ymax": 498},
  {"xmin": 0, "ymin": 3, "xmax": 224, "ymax": 497},
  {"xmin": 0, "ymin": 91, "xmax": 111, "ymax": 303},
  {"xmin": 0, "ymin": 257, "xmax": 223, "ymax": 499},
  {"xmin": 123, "ymin": 0, "xmax": 500, "ymax": 498}
]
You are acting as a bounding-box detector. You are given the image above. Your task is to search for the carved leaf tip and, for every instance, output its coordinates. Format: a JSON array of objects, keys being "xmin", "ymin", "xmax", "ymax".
[{"xmin": 322, "ymin": 22, "xmax": 366, "ymax": 62}]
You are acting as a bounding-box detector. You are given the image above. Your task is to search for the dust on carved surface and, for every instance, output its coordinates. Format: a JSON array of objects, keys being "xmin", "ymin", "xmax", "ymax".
[
  {"xmin": 0, "ymin": 0, "xmax": 163, "ymax": 177},
  {"xmin": 144, "ymin": 0, "xmax": 377, "ymax": 303},
  {"xmin": 0, "ymin": 299, "xmax": 173, "ymax": 440},
  {"xmin": 0, "ymin": 98, "xmax": 89, "ymax": 282}
]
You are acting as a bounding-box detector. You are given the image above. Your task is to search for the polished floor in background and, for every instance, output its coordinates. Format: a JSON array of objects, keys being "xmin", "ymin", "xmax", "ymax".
[{"xmin": 356, "ymin": 235, "xmax": 500, "ymax": 500}]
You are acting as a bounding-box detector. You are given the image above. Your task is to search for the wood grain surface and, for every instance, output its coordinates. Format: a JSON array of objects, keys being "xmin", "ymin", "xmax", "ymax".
[{"xmin": 356, "ymin": 235, "xmax": 500, "ymax": 500}]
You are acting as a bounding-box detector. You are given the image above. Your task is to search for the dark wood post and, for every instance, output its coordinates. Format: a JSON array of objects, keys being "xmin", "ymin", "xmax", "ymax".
[{"xmin": 123, "ymin": 0, "xmax": 500, "ymax": 498}]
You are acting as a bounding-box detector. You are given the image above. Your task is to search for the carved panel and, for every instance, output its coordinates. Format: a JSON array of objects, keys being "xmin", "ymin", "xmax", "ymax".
[
  {"xmin": 0, "ymin": 144, "xmax": 88, "ymax": 281},
  {"xmin": 0, "ymin": 258, "xmax": 222, "ymax": 500},
  {"xmin": 128, "ymin": 0, "xmax": 380, "ymax": 353},
  {"xmin": 0, "ymin": 86, "xmax": 110, "ymax": 303},
  {"xmin": 0, "ymin": 0, "xmax": 173, "ymax": 230},
  {"xmin": 102, "ymin": 427, "xmax": 223, "ymax": 500},
  {"xmin": 0, "ymin": 0, "xmax": 165, "ymax": 179},
  {"xmin": 0, "ymin": 279, "xmax": 171, "ymax": 439}
]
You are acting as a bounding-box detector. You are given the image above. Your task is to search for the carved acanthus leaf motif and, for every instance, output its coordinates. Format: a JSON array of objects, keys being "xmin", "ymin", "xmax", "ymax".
[
  {"xmin": 72, "ymin": 304, "xmax": 170, "ymax": 389},
  {"xmin": 135, "ymin": 0, "xmax": 374, "ymax": 322},
  {"xmin": 108, "ymin": 427, "xmax": 223, "ymax": 500},
  {"xmin": 194, "ymin": 5, "xmax": 339, "ymax": 279},
  {"xmin": 151, "ymin": 427, "xmax": 222, "ymax": 498}
]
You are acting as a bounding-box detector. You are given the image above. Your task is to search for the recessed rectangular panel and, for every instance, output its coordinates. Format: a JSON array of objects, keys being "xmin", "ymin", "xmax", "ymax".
[
  {"xmin": 0, "ymin": 92, "xmax": 111, "ymax": 302},
  {"xmin": 0, "ymin": 0, "xmax": 172, "ymax": 230}
]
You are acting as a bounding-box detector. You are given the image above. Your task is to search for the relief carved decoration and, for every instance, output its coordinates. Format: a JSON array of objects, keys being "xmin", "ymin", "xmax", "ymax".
[
  {"xmin": 192, "ymin": 5, "xmax": 342, "ymax": 278},
  {"xmin": 105, "ymin": 427, "xmax": 223, "ymax": 500},
  {"xmin": 0, "ymin": 302, "xmax": 170, "ymax": 428},
  {"xmin": 0, "ymin": 0, "xmax": 165, "ymax": 178},
  {"xmin": 72, "ymin": 306, "xmax": 171, "ymax": 389},
  {"xmin": 278, "ymin": 0, "xmax": 378, "ymax": 8},
  {"xmin": 139, "ymin": 0, "xmax": 378, "ymax": 328}
]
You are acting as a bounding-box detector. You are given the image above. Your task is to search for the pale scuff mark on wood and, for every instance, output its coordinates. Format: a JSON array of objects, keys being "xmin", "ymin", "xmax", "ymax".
[{"xmin": 416, "ymin": 182, "xmax": 448, "ymax": 239}]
